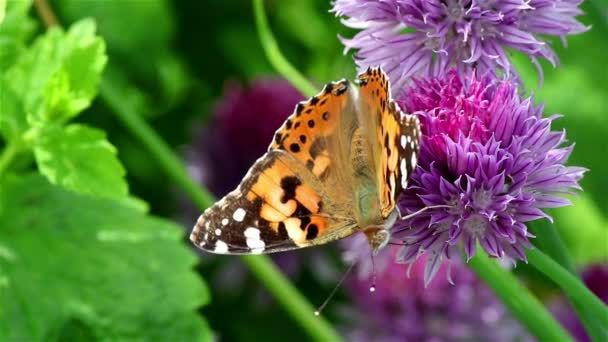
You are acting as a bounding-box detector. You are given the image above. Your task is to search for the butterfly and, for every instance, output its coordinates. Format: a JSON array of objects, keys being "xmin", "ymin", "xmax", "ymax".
[{"xmin": 190, "ymin": 67, "xmax": 420, "ymax": 255}]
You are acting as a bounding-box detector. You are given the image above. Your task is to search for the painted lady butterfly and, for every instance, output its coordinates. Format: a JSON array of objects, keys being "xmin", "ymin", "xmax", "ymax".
[{"xmin": 190, "ymin": 67, "xmax": 420, "ymax": 255}]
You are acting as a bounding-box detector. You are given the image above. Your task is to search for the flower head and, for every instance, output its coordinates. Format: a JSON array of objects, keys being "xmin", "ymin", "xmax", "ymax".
[
  {"xmin": 333, "ymin": 0, "xmax": 588, "ymax": 92},
  {"xmin": 391, "ymin": 70, "xmax": 585, "ymax": 284},
  {"xmin": 342, "ymin": 241, "xmax": 531, "ymax": 341}
]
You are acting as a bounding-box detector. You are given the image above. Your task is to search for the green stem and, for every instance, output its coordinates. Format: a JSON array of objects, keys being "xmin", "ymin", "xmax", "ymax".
[
  {"xmin": 0, "ymin": 140, "xmax": 20, "ymax": 176},
  {"xmin": 253, "ymin": 0, "xmax": 317, "ymax": 97},
  {"xmin": 530, "ymin": 224, "xmax": 606, "ymax": 341},
  {"xmin": 98, "ymin": 77, "xmax": 342, "ymax": 342},
  {"xmin": 529, "ymin": 221, "xmax": 577, "ymax": 273},
  {"xmin": 468, "ymin": 250, "xmax": 573, "ymax": 342},
  {"xmin": 527, "ymin": 249, "xmax": 608, "ymax": 328},
  {"xmin": 241, "ymin": 256, "xmax": 342, "ymax": 341}
]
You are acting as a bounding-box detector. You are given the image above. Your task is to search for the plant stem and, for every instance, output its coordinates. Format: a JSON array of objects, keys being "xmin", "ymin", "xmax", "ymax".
[
  {"xmin": 253, "ymin": 0, "xmax": 317, "ymax": 97},
  {"xmin": 530, "ymin": 223, "xmax": 606, "ymax": 341},
  {"xmin": 34, "ymin": 0, "xmax": 58, "ymax": 27},
  {"xmin": 0, "ymin": 140, "xmax": 20, "ymax": 177},
  {"xmin": 468, "ymin": 250, "xmax": 573, "ymax": 342},
  {"xmin": 99, "ymin": 77, "xmax": 343, "ymax": 342},
  {"xmin": 527, "ymin": 248, "xmax": 608, "ymax": 328}
]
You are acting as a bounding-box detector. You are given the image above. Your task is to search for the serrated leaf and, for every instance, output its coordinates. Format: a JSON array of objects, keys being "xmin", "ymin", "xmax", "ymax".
[
  {"xmin": 7, "ymin": 19, "xmax": 106, "ymax": 125},
  {"xmin": 0, "ymin": 174, "xmax": 212, "ymax": 341},
  {"xmin": 33, "ymin": 124, "xmax": 128, "ymax": 198}
]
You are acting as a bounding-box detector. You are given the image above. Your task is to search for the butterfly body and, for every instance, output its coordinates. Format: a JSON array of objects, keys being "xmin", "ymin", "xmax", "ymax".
[{"xmin": 191, "ymin": 67, "xmax": 420, "ymax": 255}]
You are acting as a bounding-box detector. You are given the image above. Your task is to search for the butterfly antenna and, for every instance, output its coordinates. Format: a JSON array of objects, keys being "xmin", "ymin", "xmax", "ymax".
[
  {"xmin": 397, "ymin": 205, "xmax": 451, "ymax": 221},
  {"xmin": 314, "ymin": 260, "xmax": 356, "ymax": 316}
]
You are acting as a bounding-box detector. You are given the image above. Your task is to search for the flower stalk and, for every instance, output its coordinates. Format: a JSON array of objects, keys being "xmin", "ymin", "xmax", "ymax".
[{"xmin": 468, "ymin": 250, "xmax": 573, "ymax": 341}]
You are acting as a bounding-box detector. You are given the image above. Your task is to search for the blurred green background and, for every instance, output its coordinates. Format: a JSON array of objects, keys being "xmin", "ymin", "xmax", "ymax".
[{"xmin": 1, "ymin": 0, "xmax": 606, "ymax": 341}]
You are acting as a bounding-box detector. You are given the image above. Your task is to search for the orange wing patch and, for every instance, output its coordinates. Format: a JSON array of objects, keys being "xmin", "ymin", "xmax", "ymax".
[
  {"xmin": 245, "ymin": 155, "xmax": 327, "ymax": 246},
  {"xmin": 269, "ymin": 80, "xmax": 350, "ymax": 180},
  {"xmin": 357, "ymin": 67, "xmax": 419, "ymax": 218}
]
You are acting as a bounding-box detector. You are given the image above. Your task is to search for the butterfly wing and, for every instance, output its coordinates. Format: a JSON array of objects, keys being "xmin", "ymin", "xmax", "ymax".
[
  {"xmin": 356, "ymin": 67, "xmax": 421, "ymax": 218},
  {"xmin": 191, "ymin": 80, "xmax": 360, "ymax": 254}
]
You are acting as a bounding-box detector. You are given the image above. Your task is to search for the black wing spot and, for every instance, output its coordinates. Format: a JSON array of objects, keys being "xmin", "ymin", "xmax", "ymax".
[
  {"xmin": 289, "ymin": 143, "xmax": 301, "ymax": 153},
  {"xmin": 310, "ymin": 97, "xmax": 319, "ymax": 105},
  {"xmin": 322, "ymin": 112, "xmax": 330, "ymax": 121},
  {"xmin": 335, "ymin": 81, "xmax": 349, "ymax": 95},
  {"xmin": 280, "ymin": 176, "xmax": 301, "ymax": 203},
  {"xmin": 296, "ymin": 103, "xmax": 304, "ymax": 116},
  {"xmin": 299, "ymin": 135, "xmax": 307, "ymax": 144},
  {"xmin": 278, "ymin": 222, "xmax": 288, "ymax": 239},
  {"xmin": 306, "ymin": 224, "xmax": 319, "ymax": 240},
  {"xmin": 286, "ymin": 119, "xmax": 293, "ymax": 129},
  {"xmin": 300, "ymin": 216, "xmax": 311, "ymax": 230},
  {"xmin": 308, "ymin": 120, "xmax": 315, "ymax": 128}
]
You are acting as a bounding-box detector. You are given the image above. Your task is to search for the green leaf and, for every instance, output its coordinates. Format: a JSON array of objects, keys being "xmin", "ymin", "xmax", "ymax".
[
  {"xmin": 0, "ymin": 174, "xmax": 212, "ymax": 341},
  {"xmin": 0, "ymin": 76, "xmax": 27, "ymax": 141},
  {"xmin": 7, "ymin": 19, "xmax": 106, "ymax": 125},
  {"xmin": 0, "ymin": 0, "xmax": 36, "ymax": 69},
  {"xmin": 55, "ymin": 0, "xmax": 191, "ymax": 116},
  {"xmin": 33, "ymin": 124, "xmax": 128, "ymax": 198}
]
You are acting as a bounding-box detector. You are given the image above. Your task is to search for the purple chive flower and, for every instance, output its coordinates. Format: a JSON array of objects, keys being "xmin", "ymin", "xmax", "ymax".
[
  {"xmin": 333, "ymin": 0, "xmax": 588, "ymax": 92},
  {"xmin": 342, "ymin": 241, "xmax": 531, "ymax": 341},
  {"xmin": 551, "ymin": 264, "xmax": 608, "ymax": 342},
  {"xmin": 390, "ymin": 70, "xmax": 585, "ymax": 284},
  {"xmin": 187, "ymin": 78, "xmax": 304, "ymax": 196}
]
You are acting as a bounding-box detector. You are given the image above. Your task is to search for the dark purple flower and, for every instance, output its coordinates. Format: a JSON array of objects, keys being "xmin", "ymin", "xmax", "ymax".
[
  {"xmin": 333, "ymin": 0, "xmax": 588, "ymax": 92},
  {"xmin": 187, "ymin": 78, "xmax": 304, "ymax": 197},
  {"xmin": 551, "ymin": 264, "xmax": 608, "ymax": 342},
  {"xmin": 342, "ymin": 240, "xmax": 531, "ymax": 341},
  {"xmin": 390, "ymin": 70, "xmax": 585, "ymax": 284}
]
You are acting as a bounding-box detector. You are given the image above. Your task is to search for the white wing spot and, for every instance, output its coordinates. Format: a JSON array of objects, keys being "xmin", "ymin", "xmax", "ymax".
[
  {"xmin": 401, "ymin": 135, "xmax": 406, "ymax": 148},
  {"xmin": 233, "ymin": 208, "xmax": 246, "ymax": 222},
  {"xmin": 411, "ymin": 153, "xmax": 417, "ymax": 168},
  {"xmin": 410, "ymin": 140, "xmax": 415, "ymax": 149},
  {"xmin": 244, "ymin": 227, "xmax": 265, "ymax": 253},
  {"xmin": 214, "ymin": 240, "xmax": 228, "ymax": 253},
  {"xmin": 205, "ymin": 222, "xmax": 210, "ymax": 229},
  {"xmin": 244, "ymin": 227, "xmax": 261, "ymax": 239},
  {"xmin": 407, "ymin": 135, "xmax": 411, "ymax": 143},
  {"xmin": 400, "ymin": 158, "xmax": 408, "ymax": 189},
  {"xmin": 221, "ymin": 218, "xmax": 229, "ymax": 226},
  {"xmin": 215, "ymin": 229, "xmax": 222, "ymax": 236}
]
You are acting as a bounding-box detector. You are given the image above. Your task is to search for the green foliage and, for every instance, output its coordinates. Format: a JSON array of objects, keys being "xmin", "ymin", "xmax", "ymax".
[
  {"xmin": 0, "ymin": 174, "xmax": 211, "ymax": 341},
  {"xmin": 0, "ymin": 0, "xmax": 35, "ymax": 69},
  {"xmin": 54, "ymin": 0, "xmax": 191, "ymax": 116},
  {"xmin": 0, "ymin": 4, "xmax": 212, "ymax": 340},
  {"xmin": 7, "ymin": 19, "xmax": 106, "ymax": 125},
  {"xmin": 33, "ymin": 124, "xmax": 127, "ymax": 198},
  {"xmin": 1, "ymin": 19, "xmax": 126, "ymax": 198}
]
